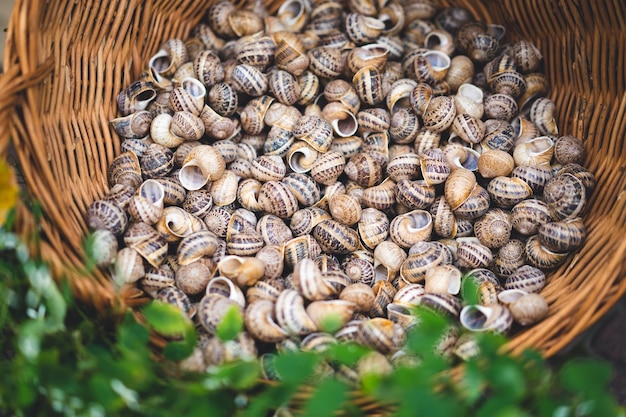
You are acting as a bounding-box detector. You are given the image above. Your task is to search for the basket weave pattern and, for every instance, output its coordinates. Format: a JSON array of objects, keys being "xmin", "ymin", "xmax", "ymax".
[{"xmin": 1, "ymin": 0, "xmax": 625, "ymax": 357}]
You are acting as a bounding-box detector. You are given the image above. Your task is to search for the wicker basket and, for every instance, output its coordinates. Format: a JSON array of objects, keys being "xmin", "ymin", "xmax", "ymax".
[{"xmin": 1, "ymin": 0, "xmax": 625, "ymax": 363}]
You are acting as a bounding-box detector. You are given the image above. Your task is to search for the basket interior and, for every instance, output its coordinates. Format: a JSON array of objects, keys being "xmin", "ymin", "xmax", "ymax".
[{"xmin": 3, "ymin": 0, "xmax": 626, "ymax": 356}]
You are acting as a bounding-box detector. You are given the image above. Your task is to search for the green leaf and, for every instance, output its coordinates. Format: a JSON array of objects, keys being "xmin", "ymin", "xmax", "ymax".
[
  {"xmin": 216, "ymin": 304, "xmax": 244, "ymax": 342},
  {"xmin": 324, "ymin": 343, "xmax": 371, "ymax": 367},
  {"xmin": 558, "ymin": 358, "xmax": 613, "ymax": 397},
  {"xmin": 211, "ymin": 360, "xmax": 261, "ymax": 391},
  {"xmin": 143, "ymin": 301, "xmax": 193, "ymax": 337},
  {"xmin": 461, "ymin": 275, "xmax": 481, "ymax": 306},
  {"xmin": 17, "ymin": 319, "xmax": 46, "ymax": 361},
  {"xmin": 164, "ymin": 325, "xmax": 197, "ymax": 361},
  {"xmin": 317, "ymin": 313, "xmax": 344, "ymax": 334},
  {"xmin": 485, "ymin": 355, "xmax": 527, "ymax": 403},
  {"xmin": 461, "ymin": 359, "xmax": 485, "ymax": 405},
  {"xmin": 273, "ymin": 351, "xmax": 320, "ymax": 384},
  {"xmin": 303, "ymin": 378, "xmax": 349, "ymax": 417}
]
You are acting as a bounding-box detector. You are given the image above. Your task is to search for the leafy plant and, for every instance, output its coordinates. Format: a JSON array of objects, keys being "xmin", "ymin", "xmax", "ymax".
[{"xmin": 0, "ymin": 188, "xmax": 625, "ymax": 417}]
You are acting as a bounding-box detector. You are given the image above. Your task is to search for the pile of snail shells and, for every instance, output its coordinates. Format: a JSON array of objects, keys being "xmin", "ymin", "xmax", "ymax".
[{"xmin": 85, "ymin": 0, "xmax": 597, "ymax": 374}]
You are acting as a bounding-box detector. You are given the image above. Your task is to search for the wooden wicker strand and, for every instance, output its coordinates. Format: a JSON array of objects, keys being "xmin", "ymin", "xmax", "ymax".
[{"xmin": 0, "ymin": 0, "xmax": 624, "ymax": 364}]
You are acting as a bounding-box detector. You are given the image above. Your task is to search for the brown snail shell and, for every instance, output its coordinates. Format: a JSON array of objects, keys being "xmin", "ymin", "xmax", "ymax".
[
  {"xmin": 529, "ymin": 97, "xmax": 558, "ymax": 136},
  {"xmin": 329, "ymin": 193, "xmax": 362, "ymax": 226},
  {"xmin": 357, "ymin": 318, "xmax": 405, "ymax": 354},
  {"xmin": 538, "ymin": 217, "xmax": 586, "ymax": 253},
  {"xmin": 321, "ymin": 102, "xmax": 359, "ymax": 138},
  {"xmin": 310, "ymin": 151, "xmax": 346, "ymax": 186},
  {"xmin": 250, "ymin": 155, "xmax": 287, "ymax": 182},
  {"xmin": 342, "ymin": 254, "xmax": 375, "ymax": 286},
  {"xmin": 111, "ymin": 110, "xmax": 153, "ymax": 139},
  {"xmin": 357, "ymin": 107, "xmax": 391, "ymax": 134},
  {"xmin": 179, "ymin": 145, "xmax": 226, "ymax": 191},
  {"xmin": 141, "ymin": 143, "xmax": 175, "ymax": 179},
  {"xmin": 361, "ymin": 178, "xmax": 396, "ymax": 210},
  {"xmin": 344, "ymin": 152, "xmax": 384, "ymax": 187},
  {"xmin": 484, "ymin": 93, "xmax": 518, "ymax": 121},
  {"xmin": 290, "ymin": 207, "xmax": 332, "ymax": 236},
  {"xmin": 510, "ymin": 198, "xmax": 554, "ymax": 235},
  {"xmin": 474, "ymin": 209, "xmax": 512, "ymax": 249},
  {"xmin": 506, "ymin": 291, "xmax": 549, "ymax": 326},
  {"xmin": 177, "ymin": 230, "xmax": 220, "ymax": 266},
  {"xmin": 505, "ymin": 264, "xmax": 546, "ymax": 293},
  {"xmin": 269, "ymin": 69, "xmax": 301, "ymax": 106},
  {"xmin": 345, "ymin": 12, "xmax": 385, "ymax": 45},
  {"xmin": 424, "ymin": 264, "xmax": 462, "ymax": 295},
  {"xmin": 513, "ymin": 136, "xmax": 554, "ymax": 167},
  {"xmin": 395, "ymin": 179, "xmax": 435, "ymax": 210},
  {"xmin": 258, "ymin": 181, "xmax": 299, "ymax": 219},
  {"xmin": 444, "ymin": 168, "xmax": 476, "ymax": 210},
  {"xmin": 307, "ymin": 46, "xmax": 346, "ymax": 78},
  {"xmin": 256, "ymin": 215, "xmax": 293, "ymax": 246},
  {"xmin": 451, "ymin": 113, "xmax": 485, "ymax": 144},
  {"xmin": 525, "ymin": 235, "xmax": 569, "ymax": 270},
  {"xmin": 460, "ymin": 304, "xmax": 512, "ymax": 334},
  {"xmin": 353, "ymin": 66, "xmax": 389, "ymax": 106},
  {"xmin": 419, "ymin": 147, "xmax": 450, "ymax": 185},
  {"xmin": 88, "ymin": 200, "xmax": 128, "ymax": 236},
  {"xmin": 445, "ymin": 55, "xmax": 475, "ymax": 92},
  {"xmin": 282, "ymin": 172, "xmax": 321, "ymax": 207},
  {"xmin": 478, "ymin": 149, "xmax": 515, "ymax": 178},
  {"xmin": 255, "ymin": 245, "xmax": 285, "ymax": 281},
  {"xmin": 399, "ymin": 241, "xmax": 445, "ymax": 283},
  {"xmin": 487, "ymin": 176, "xmax": 533, "ymax": 209},
  {"xmin": 454, "ymin": 83, "xmax": 484, "ymax": 119},
  {"xmin": 373, "ymin": 240, "xmax": 407, "ymax": 282},
  {"xmin": 429, "ymin": 195, "xmax": 457, "ymax": 239},
  {"xmin": 275, "ymin": 289, "xmax": 318, "ymax": 336},
  {"xmin": 511, "ymin": 164, "xmax": 553, "ymax": 193},
  {"xmin": 386, "ymin": 153, "xmax": 421, "ymax": 182},
  {"xmin": 389, "ymin": 209, "xmax": 433, "ymax": 249},
  {"xmin": 245, "ymin": 300, "xmax": 289, "ymax": 343},
  {"xmin": 312, "ymin": 219, "xmax": 360, "ymax": 255},
  {"xmin": 240, "ymin": 95, "xmax": 275, "ymax": 135},
  {"xmin": 481, "ymin": 119, "xmax": 515, "ymax": 152},
  {"xmin": 554, "ymin": 135, "xmax": 586, "ymax": 165},
  {"xmin": 456, "ymin": 237, "xmax": 493, "ymax": 270},
  {"xmin": 127, "ymin": 179, "xmax": 165, "ymax": 225},
  {"xmin": 198, "ymin": 294, "xmax": 243, "ymax": 335},
  {"xmin": 293, "ymin": 114, "xmax": 334, "ymax": 152},
  {"xmin": 493, "ymin": 239, "xmax": 526, "ymax": 278},
  {"xmin": 422, "ymin": 95, "xmax": 456, "ymax": 133},
  {"xmin": 543, "ymin": 173, "xmax": 586, "ymax": 220},
  {"xmin": 230, "ymin": 64, "xmax": 269, "ymax": 97},
  {"xmin": 357, "ymin": 208, "xmax": 390, "ymax": 250},
  {"xmin": 409, "ymin": 82, "xmax": 433, "ymax": 116}
]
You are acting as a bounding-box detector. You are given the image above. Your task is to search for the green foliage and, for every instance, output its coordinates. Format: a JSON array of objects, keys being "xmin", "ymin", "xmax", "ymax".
[{"xmin": 1, "ymin": 203, "xmax": 625, "ymax": 417}]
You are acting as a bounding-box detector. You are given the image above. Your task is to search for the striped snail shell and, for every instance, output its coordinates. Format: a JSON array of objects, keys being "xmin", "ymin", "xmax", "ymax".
[
  {"xmin": 543, "ymin": 173, "xmax": 586, "ymax": 220},
  {"xmin": 393, "ymin": 283, "xmax": 426, "ymax": 306},
  {"xmin": 456, "ymin": 237, "xmax": 493, "ymax": 270},
  {"xmin": 155, "ymin": 285, "xmax": 192, "ymax": 318},
  {"xmin": 443, "ymin": 143, "xmax": 480, "ymax": 171},
  {"xmin": 344, "ymin": 152, "xmax": 384, "ymax": 187},
  {"xmin": 386, "ymin": 153, "xmax": 421, "ymax": 182},
  {"xmin": 508, "ymin": 39, "xmax": 543, "ymax": 73},
  {"xmin": 209, "ymin": 170, "xmax": 240, "ymax": 207},
  {"xmin": 111, "ymin": 110, "xmax": 153, "ymax": 139},
  {"xmin": 484, "ymin": 93, "xmax": 518, "ymax": 121},
  {"xmin": 273, "ymin": 31, "xmax": 310, "ymax": 76},
  {"xmin": 487, "ymin": 176, "xmax": 533, "ymax": 209},
  {"xmin": 245, "ymin": 300, "xmax": 289, "ymax": 343},
  {"xmin": 422, "ymin": 95, "xmax": 456, "ymax": 133},
  {"xmin": 345, "ymin": 12, "xmax": 385, "ymax": 45},
  {"xmin": 554, "ymin": 135, "xmax": 586, "ymax": 165},
  {"xmin": 321, "ymin": 102, "xmax": 359, "ymax": 138},
  {"xmin": 169, "ymin": 77, "xmax": 206, "ymax": 116},
  {"xmin": 420, "ymin": 147, "xmax": 451, "ymax": 185},
  {"xmin": 177, "ymin": 230, "xmax": 220, "ymax": 266},
  {"xmin": 453, "ymin": 182, "xmax": 489, "ymax": 220},
  {"xmin": 353, "ymin": 66, "xmax": 389, "ymax": 106},
  {"xmin": 240, "ymin": 95, "xmax": 275, "ymax": 135},
  {"xmin": 139, "ymin": 143, "xmax": 175, "ymax": 180},
  {"xmin": 357, "ymin": 107, "xmax": 391, "ymax": 134},
  {"xmin": 293, "ymin": 114, "xmax": 334, "ymax": 152},
  {"xmin": 357, "ymin": 318, "xmax": 405, "ymax": 354},
  {"xmin": 117, "ymin": 81, "xmax": 158, "ymax": 116},
  {"xmin": 510, "ymin": 198, "xmax": 554, "ymax": 235},
  {"xmin": 258, "ymin": 180, "xmax": 299, "ymax": 219},
  {"xmin": 419, "ymin": 292, "xmax": 462, "ymax": 318},
  {"xmin": 312, "ymin": 219, "xmax": 361, "ymax": 255},
  {"xmin": 481, "ymin": 119, "xmax": 515, "ymax": 152},
  {"xmin": 324, "ymin": 79, "xmax": 362, "ymax": 114},
  {"xmin": 175, "ymin": 259, "xmax": 216, "ymax": 296},
  {"xmin": 478, "ymin": 149, "xmax": 515, "ymax": 178},
  {"xmin": 340, "ymin": 283, "xmax": 376, "ymax": 313},
  {"xmin": 444, "ymin": 168, "xmax": 476, "ymax": 210},
  {"xmin": 250, "ymin": 155, "xmax": 286, "ymax": 182},
  {"xmin": 386, "ymin": 78, "xmax": 417, "ymax": 114},
  {"xmin": 140, "ymin": 263, "xmax": 175, "ymax": 296},
  {"xmin": 310, "ymin": 151, "xmax": 346, "ymax": 185},
  {"xmin": 329, "ymin": 193, "xmax": 362, "ymax": 225},
  {"xmin": 275, "ymin": 289, "xmax": 318, "ymax": 336},
  {"xmin": 414, "ymin": 50, "xmax": 451, "ymax": 85},
  {"xmin": 307, "ymin": 300, "xmax": 357, "ymax": 330},
  {"xmin": 198, "ymin": 294, "xmax": 244, "ymax": 335},
  {"xmin": 492, "ymin": 239, "xmax": 526, "ymax": 278},
  {"xmin": 399, "ymin": 241, "xmax": 445, "ymax": 283},
  {"xmin": 235, "ymin": 34, "xmax": 276, "ymax": 71},
  {"xmin": 88, "ymin": 200, "xmax": 128, "ymax": 236},
  {"xmin": 525, "ymin": 235, "xmax": 569, "ymax": 270},
  {"xmin": 538, "ymin": 217, "xmax": 586, "ymax": 253},
  {"xmin": 409, "ymin": 82, "xmax": 433, "ymax": 116},
  {"xmin": 282, "ymin": 172, "xmax": 321, "ymax": 207},
  {"xmin": 127, "ymin": 179, "xmax": 165, "ymax": 225},
  {"xmin": 290, "ymin": 207, "xmax": 332, "ymax": 236},
  {"xmin": 255, "ymin": 245, "xmax": 285, "ymax": 281},
  {"xmin": 505, "ymin": 264, "xmax": 546, "ymax": 293},
  {"xmin": 123, "ymin": 222, "xmax": 168, "ymax": 269},
  {"xmin": 284, "ymin": 235, "xmax": 323, "ymax": 269},
  {"xmin": 429, "ymin": 195, "xmax": 457, "ymax": 239},
  {"xmin": 510, "ymin": 164, "xmax": 551, "ymax": 193},
  {"xmin": 269, "ymin": 69, "xmax": 301, "ymax": 106},
  {"xmin": 357, "ymin": 208, "xmax": 390, "ymax": 251},
  {"xmin": 361, "ymin": 178, "xmax": 396, "ymax": 210},
  {"xmin": 529, "ymin": 97, "xmax": 558, "ymax": 136},
  {"xmin": 395, "ymin": 179, "xmax": 435, "ymax": 210},
  {"xmin": 212, "ymin": 140, "xmax": 239, "ymax": 164},
  {"xmin": 454, "ymin": 83, "xmax": 484, "ymax": 119},
  {"xmin": 474, "ymin": 209, "xmax": 512, "ymax": 249},
  {"xmin": 389, "ymin": 107, "xmax": 421, "ymax": 144},
  {"xmin": 513, "ymin": 136, "xmax": 554, "ymax": 166},
  {"xmin": 557, "ymin": 163, "xmax": 596, "ymax": 194},
  {"xmin": 460, "ymin": 304, "xmax": 512, "ymax": 334},
  {"xmin": 389, "ymin": 210, "xmax": 433, "ymax": 249},
  {"xmin": 374, "ymin": 240, "xmax": 407, "ymax": 282},
  {"xmin": 179, "ymin": 145, "xmax": 226, "ymax": 190},
  {"xmin": 342, "ymin": 254, "xmax": 376, "ymax": 286},
  {"xmin": 256, "ymin": 214, "xmax": 293, "ymax": 246},
  {"xmin": 445, "ymin": 55, "xmax": 475, "ymax": 92},
  {"xmin": 307, "ymin": 46, "xmax": 346, "ymax": 78},
  {"xmin": 467, "ymin": 32, "xmax": 500, "ymax": 64},
  {"xmin": 231, "ymin": 64, "xmax": 269, "ymax": 97},
  {"xmin": 451, "ymin": 113, "xmax": 485, "ymax": 144},
  {"xmin": 207, "ymin": 83, "xmax": 238, "ymax": 118},
  {"xmin": 297, "ymin": 70, "xmax": 320, "ymax": 106},
  {"xmin": 489, "ymin": 69, "xmax": 527, "ymax": 99},
  {"xmin": 370, "ymin": 280, "xmax": 397, "ymax": 318}
]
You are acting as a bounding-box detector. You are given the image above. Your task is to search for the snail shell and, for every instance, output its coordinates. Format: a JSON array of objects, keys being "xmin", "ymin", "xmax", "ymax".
[
  {"xmin": 389, "ymin": 108, "xmax": 421, "ymax": 144},
  {"xmin": 539, "ymin": 217, "xmax": 586, "ymax": 253},
  {"xmin": 386, "ymin": 78, "xmax": 417, "ymax": 114},
  {"xmin": 557, "ymin": 163, "xmax": 596, "ymax": 194},
  {"xmin": 443, "ymin": 143, "xmax": 480, "ymax": 171},
  {"xmin": 424, "ymin": 264, "xmax": 462, "ymax": 295},
  {"xmin": 111, "ymin": 110, "xmax": 153, "ymax": 139},
  {"xmin": 414, "ymin": 50, "xmax": 451, "ymax": 85},
  {"xmin": 529, "ymin": 97, "xmax": 558, "ymax": 136},
  {"xmin": 460, "ymin": 304, "xmax": 512, "ymax": 334},
  {"xmin": 353, "ymin": 66, "xmax": 388, "ymax": 106},
  {"xmin": 409, "ymin": 82, "xmax": 433, "ymax": 116},
  {"xmin": 419, "ymin": 292, "xmax": 462, "ymax": 318},
  {"xmin": 510, "ymin": 198, "xmax": 554, "ymax": 235},
  {"xmin": 422, "ymin": 95, "xmax": 456, "ymax": 133},
  {"xmin": 274, "ymin": 31, "xmax": 310, "ymax": 76},
  {"xmin": 153, "ymin": 177, "xmax": 186, "ymax": 207},
  {"xmin": 155, "ymin": 285, "xmax": 193, "ymax": 318},
  {"xmin": 484, "ymin": 93, "xmax": 518, "ymax": 121},
  {"xmin": 256, "ymin": 215, "xmax": 293, "ymax": 246},
  {"xmin": 342, "ymin": 254, "xmax": 375, "ymax": 286},
  {"xmin": 306, "ymin": 300, "xmax": 357, "ymax": 330},
  {"xmin": 286, "ymin": 141, "xmax": 319, "ymax": 174},
  {"xmin": 386, "ymin": 153, "xmax": 421, "ymax": 182},
  {"xmin": 554, "ymin": 135, "xmax": 586, "ymax": 165},
  {"xmin": 88, "ymin": 200, "xmax": 128, "ymax": 236},
  {"xmin": 312, "ymin": 219, "xmax": 360, "ymax": 255},
  {"xmin": 509, "ymin": 39, "xmax": 543, "ymax": 73},
  {"xmin": 420, "ymin": 147, "xmax": 450, "ymax": 185},
  {"xmin": 507, "ymin": 292, "xmax": 549, "ymax": 326},
  {"xmin": 389, "ymin": 210, "xmax": 433, "ymax": 249},
  {"xmin": 374, "ymin": 240, "xmax": 407, "ymax": 282},
  {"xmin": 245, "ymin": 300, "xmax": 289, "ymax": 343},
  {"xmin": 487, "ymin": 176, "xmax": 533, "ymax": 209},
  {"xmin": 258, "ymin": 181, "xmax": 299, "ymax": 219},
  {"xmin": 361, "ymin": 178, "xmax": 396, "ymax": 210},
  {"xmin": 240, "ymin": 95, "xmax": 275, "ymax": 135},
  {"xmin": 255, "ymin": 245, "xmax": 285, "ymax": 281},
  {"xmin": 120, "ymin": 138, "xmax": 152, "ymax": 159},
  {"xmin": 543, "ymin": 173, "xmax": 586, "ymax": 220},
  {"xmin": 446, "ymin": 55, "xmax": 475, "ymax": 92},
  {"xmin": 208, "ymin": 82, "xmax": 239, "ymax": 118},
  {"xmin": 489, "ymin": 69, "xmax": 527, "ymax": 99},
  {"xmin": 467, "ymin": 32, "xmax": 500, "ymax": 63},
  {"xmin": 123, "ymin": 222, "xmax": 168, "ymax": 268},
  {"xmin": 481, "ymin": 119, "xmax": 515, "ymax": 152},
  {"xmin": 127, "ymin": 179, "xmax": 165, "ymax": 225},
  {"xmin": 198, "ymin": 294, "xmax": 244, "ymax": 335},
  {"xmin": 505, "ymin": 264, "xmax": 546, "ymax": 293},
  {"xmin": 158, "ymin": 206, "xmax": 205, "ymax": 242},
  {"xmin": 321, "ymin": 102, "xmax": 359, "ymax": 138},
  {"xmin": 179, "ymin": 145, "xmax": 226, "ymax": 191},
  {"xmin": 204, "ymin": 206, "xmax": 232, "ymax": 239},
  {"xmin": 293, "ymin": 114, "xmax": 334, "ymax": 152},
  {"xmin": 169, "ymin": 77, "xmax": 206, "ymax": 116},
  {"xmin": 344, "ymin": 152, "xmax": 384, "ymax": 187},
  {"xmin": 117, "ymin": 81, "xmax": 157, "ymax": 116},
  {"xmin": 513, "ymin": 136, "xmax": 554, "ymax": 166},
  {"xmin": 456, "ymin": 237, "xmax": 493, "ymax": 269},
  {"xmin": 298, "ymin": 70, "xmax": 320, "ymax": 106},
  {"xmin": 525, "ymin": 234, "xmax": 569, "ymax": 270},
  {"xmin": 141, "ymin": 143, "xmax": 175, "ymax": 179},
  {"xmin": 282, "ymin": 172, "xmax": 321, "ymax": 207},
  {"xmin": 451, "ymin": 113, "xmax": 485, "ymax": 144},
  {"xmin": 329, "ymin": 193, "xmax": 362, "ymax": 225},
  {"xmin": 140, "ymin": 264, "xmax": 175, "ymax": 296},
  {"xmin": 250, "ymin": 155, "xmax": 286, "ymax": 182},
  {"xmin": 269, "ymin": 69, "xmax": 301, "ymax": 106},
  {"xmin": 208, "ymin": 170, "xmax": 239, "ymax": 207},
  {"xmin": 175, "ymin": 259, "xmax": 216, "ymax": 296},
  {"xmin": 357, "ymin": 107, "xmax": 391, "ymax": 134},
  {"xmin": 429, "ymin": 195, "xmax": 457, "ymax": 239},
  {"xmin": 226, "ymin": 231, "xmax": 265, "ymax": 257},
  {"xmin": 511, "ymin": 164, "xmax": 553, "ymax": 193},
  {"xmin": 310, "ymin": 151, "xmax": 346, "ymax": 186},
  {"xmin": 444, "ymin": 168, "xmax": 476, "ymax": 210},
  {"xmin": 357, "ymin": 208, "xmax": 390, "ymax": 251},
  {"xmin": 474, "ymin": 209, "xmax": 512, "ymax": 249},
  {"xmin": 307, "ymin": 46, "xmax": 346, "ymax": 78},
  {"xmin": 493, "ymin": 239, "xmax": 526, "ymax": 278},
  {"xmin": 231, "ymin": 64, "xmax": 269, "ymax": 97},
  {"xmin": 399, "ymin": 241, "xmax": 445, "ymax": 283},
  {"xmin": 235, "ymin": 34, "xmax": 276, "ymax": 71},
  {"xmin": 324, "ymin": 79, "xmax": 361, "ymax": 114},
  {"xmin": 345, "ymin": 12, "xmax": 385, "ymax": 45},
  {"xmin": 393, "ymin": 283, "xmax": 426, "ymax": 306},
  {"xmin": 386, "ymin": 303, "xmax": 418, "ymax": 330},
  {"xmin": 357, "ymin": 317, "xmax": 405, "ymax": 354},
  {"xmin": 454, "ymin": 83, "xmax": 484, "ymax": 119},
  {"xmin": 177, "ymin": 230, "xmax": 220, "ymax": 266},
  {"xmin": 290, "ymin": 207, "xmax": 331, "ymax": 236},
  {"xmin": 478, "ymin": 149, "xmax": 515, "ymax": 178},
  {"xmin": 275, "ymin": 289, "xmax": 318, "ymax": 336},
  {"xmin": 200, "ymin": 105, "xmax": 236, "ymax": 141},
  {"xmin": 395, "ymin": 179, "xmax": 435, "ymax": 210}
]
